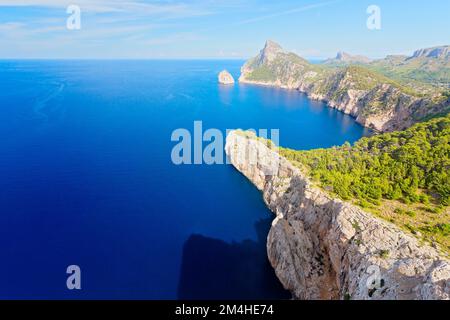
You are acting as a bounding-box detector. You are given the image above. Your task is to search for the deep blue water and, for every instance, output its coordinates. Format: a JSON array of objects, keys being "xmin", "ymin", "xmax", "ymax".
[{"xmin": 0, "ymin": 60, "xmax": 369, "ymax": 299}]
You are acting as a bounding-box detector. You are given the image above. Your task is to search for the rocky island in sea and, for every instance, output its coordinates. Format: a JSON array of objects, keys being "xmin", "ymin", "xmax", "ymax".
[
  {"xmin": 225, "ymin": 40, "xmax": 450, "ymax": 300},
  {"xmin": 218, "ymin": 70, "xmax": 235, "ymax": 85}
]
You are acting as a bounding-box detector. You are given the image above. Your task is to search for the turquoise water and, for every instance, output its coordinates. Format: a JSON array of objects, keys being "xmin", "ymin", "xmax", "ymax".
[{"xmin": 0, "ymin": 60, "xmax": 369, "ymax": 299}]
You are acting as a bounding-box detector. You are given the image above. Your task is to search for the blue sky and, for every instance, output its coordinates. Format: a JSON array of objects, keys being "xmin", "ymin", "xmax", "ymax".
[{"xmin": 0, "ymin": 0, "xmax": 448, "ymax": 59}]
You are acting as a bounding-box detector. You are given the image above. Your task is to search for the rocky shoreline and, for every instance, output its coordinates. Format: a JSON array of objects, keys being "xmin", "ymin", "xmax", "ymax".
[{"xmin": 225, "ymin": 130, "xmax": 450, "ymax": 300}]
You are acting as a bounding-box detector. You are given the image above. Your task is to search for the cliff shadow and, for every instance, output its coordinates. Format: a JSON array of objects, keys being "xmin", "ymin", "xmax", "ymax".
[{"xmin": 177, "ymin": 217, "xmax": 291, "ymax": 300}]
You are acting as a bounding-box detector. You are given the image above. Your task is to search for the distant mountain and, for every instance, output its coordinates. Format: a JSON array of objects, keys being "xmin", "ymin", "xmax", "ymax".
[
  {"xmin": 255, "ymin": 40, "xmax": 286, "ymax": 65},
  {"xmin": 324, "ymin": 51, "xmax": 372, "ymax": 65},
  {"xmin": 239, "ymin": 41, "xmax": 449, "ymax": 132},
  {"xmin": 411, "ymin": 45, "xmax": 450, "ymax": 59},
  {"xmin": 368, "ymin": 45, "xmax": 450, "ymax": 87},
  {"xmin": 319, "ymin": 45, "xmax": 450, "ymax": 88}
]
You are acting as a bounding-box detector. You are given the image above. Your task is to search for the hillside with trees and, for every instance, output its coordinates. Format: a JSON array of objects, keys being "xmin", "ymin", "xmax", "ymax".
[{"xmin": 280, "ymin": 115, "xmax": 450, "ymax": 253}]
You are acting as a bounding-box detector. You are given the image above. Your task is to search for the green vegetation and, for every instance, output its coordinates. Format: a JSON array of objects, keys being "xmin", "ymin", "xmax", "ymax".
[
  {"xmin": 368, "ymin": 56, "xmax": 450, "ymax": 88},
  {"xmin": 247, "ymin": 65, "xmax": 276, "ymax": 82},
  {"xmin": 378, "ymin": 249, "xmax": 390, "ymax": 259},
  {"xmin": 394, "ymin": 208, "xmax": 416, "ymax": 218},
  {"xmin": 343, "ymin": 66, "xmax": 420, "ymax": 96},
  {"xmin": 323, "ymin": 52, "xmax": 450, "ymax": 92},
  {"xmin": 421, "ymin": 223, "xmax": 450, "ymax": 237},
  {"xmin": 280, "ymin": 115, "xmax": 450, "ymax": 252},
  {"xmin": 313, "ymin": 64, "xmax": 426, "ymax": 109},
  {"xmin": 281, "ymin": 115, "xmax": 450, "ymax": 206}
]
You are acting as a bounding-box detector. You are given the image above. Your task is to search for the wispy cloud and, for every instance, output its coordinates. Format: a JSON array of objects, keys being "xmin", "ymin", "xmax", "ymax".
[
  {"xmin": 0, "ymin": 0, "xmax": 210, "ymax": 50},
  {"xmin": 0, "ymin": 0, "xmax": 213, "ymax": 17},
  {"xmin": 235, "ymin": 0, "xmax": 341, "ymax": 25},
  {"xmin": 0, "ymin": 22, "xmax": 25, "ymax": 31}
]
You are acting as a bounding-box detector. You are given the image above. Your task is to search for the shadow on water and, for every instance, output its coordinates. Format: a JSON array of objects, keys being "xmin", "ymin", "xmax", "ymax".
[{"xmin": 177, "ymin": 217, "xmax": 291, "ymax": 300}]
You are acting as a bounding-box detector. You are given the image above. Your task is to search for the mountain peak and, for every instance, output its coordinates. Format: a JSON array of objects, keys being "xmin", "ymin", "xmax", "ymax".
[
  {"xmin": 336, "ymin": 51, "xmax": 350, "ymax": 60},
  {"xmin": 262, "ymin": 40, "xmax": 284, "ymax": 56},
  {"xmin": 264, "ymin": 40, "xmax": 283, "ymax": 51},
  {"xmin": 259, "ymin": 40, "xmax": 284, "ymax": 64}
]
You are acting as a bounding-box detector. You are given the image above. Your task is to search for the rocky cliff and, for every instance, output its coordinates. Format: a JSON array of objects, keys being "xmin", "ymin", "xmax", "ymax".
[
  {"xmin": 225, "ymin": 130, "xmax": 450, "ymax": 300},
  {"xmin": 239, "ymin": 41, "xmax": 449, "ymax": 132}
]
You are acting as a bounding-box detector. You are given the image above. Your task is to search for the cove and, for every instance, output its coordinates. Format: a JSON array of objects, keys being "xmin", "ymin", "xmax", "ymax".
[{"xmin": 0, "ymin": 60, "xmax": 370, "ymax": 299}]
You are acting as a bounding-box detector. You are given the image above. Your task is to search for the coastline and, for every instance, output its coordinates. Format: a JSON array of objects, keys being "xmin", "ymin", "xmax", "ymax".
[
  {"xmin": 237, "ymin": 41, "xmax": 450, "ymax": 133},
  {"xmin": 238, "ymin": 77, "xmax": 386, "ymax": 133}
]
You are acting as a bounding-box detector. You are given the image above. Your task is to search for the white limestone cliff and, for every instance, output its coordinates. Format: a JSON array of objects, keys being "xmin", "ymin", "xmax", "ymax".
[{"xmin": 225, "ymin": 130, "xmax": 450, "ymax": 300}]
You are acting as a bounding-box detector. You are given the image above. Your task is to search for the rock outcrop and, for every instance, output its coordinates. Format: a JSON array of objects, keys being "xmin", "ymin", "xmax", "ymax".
[
  {"xmin": 218, "ymin": 70, "xmax": 235, "ymax": 85},
  {"xmin": 239, "ymin": 41, "xmax": 449, "ymax": 132},
  {"xmin": 225, "ymin": 130, "xmax": 450, "ymax": 300}
]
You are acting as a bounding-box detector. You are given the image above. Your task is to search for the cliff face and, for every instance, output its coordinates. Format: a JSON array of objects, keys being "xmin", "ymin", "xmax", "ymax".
[
  {"xmin": 225, "ymin": 131, "xmax": 450, "ymax": 300},
  {"xmin": 239, "ymin": 41, "xmax": 449, "ymax": 132}
]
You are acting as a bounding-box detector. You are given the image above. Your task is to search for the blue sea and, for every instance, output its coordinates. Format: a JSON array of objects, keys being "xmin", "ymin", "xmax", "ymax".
[{"xmin": 0, "ymin": 60, "xmax": 369, "ymax": 299}]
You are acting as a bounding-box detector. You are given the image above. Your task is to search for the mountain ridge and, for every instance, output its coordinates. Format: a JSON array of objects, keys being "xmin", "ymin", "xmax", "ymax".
[{"xmin": 324, "ymin": 51, "xmax": 372, "ymax": 64}]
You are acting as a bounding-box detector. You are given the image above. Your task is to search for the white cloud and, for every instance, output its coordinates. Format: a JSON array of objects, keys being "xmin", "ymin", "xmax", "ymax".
[
  {"xmin": 0, "ymin": 0, "xmax": 211, "ymax": 51},
  {"xmin": 235, "ymin": 0, "xmax": 340, "ymax": 25},
  {"xmin": 0, "ymin": 0, "xmax": 213, "ymax": 17},
  {"xmin": 0, "ymin": 22, "xmax": 25, "ymax": 31}
]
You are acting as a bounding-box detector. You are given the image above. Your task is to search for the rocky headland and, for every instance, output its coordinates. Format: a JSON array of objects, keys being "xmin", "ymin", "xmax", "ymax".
[
  {"xmin": 239, "ymin": 41, "xmax": 449, "ymax": 132},
  {"xmin": 225, "ymin": 130, "xmax": 450, "ymax": 300}
]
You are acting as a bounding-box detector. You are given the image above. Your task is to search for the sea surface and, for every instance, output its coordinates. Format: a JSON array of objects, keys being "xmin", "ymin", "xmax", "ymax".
[{"xmin": 0, "ymin": 60, "xmax": 370, "ymax": 299}]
